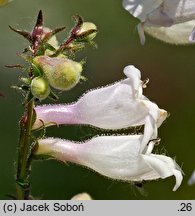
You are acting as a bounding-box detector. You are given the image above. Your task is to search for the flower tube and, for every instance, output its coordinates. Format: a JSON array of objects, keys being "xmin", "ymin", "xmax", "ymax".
[
  {"xmin": 33, "ymin": 65, "xmax": 167, "ymax": 151},
  {"xmin": 35, "ymin": 135, "xmax": 183, "ymax": 191},
  {"xmin": 122, "ymin": 0, "xmax": 195, "ymax": 44}
]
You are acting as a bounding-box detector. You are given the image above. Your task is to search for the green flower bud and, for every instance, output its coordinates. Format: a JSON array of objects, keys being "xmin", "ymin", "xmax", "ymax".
[
  {"xmin": 33, "ymin": 56, "xmax": 82, "ymax": 91},
  {"xmin": 0, "ymin": 0, "xmax": 12, "ymax": 7},
  {"xmin": 31, "ymin": 77, "xmax": 50, "ymax": 100},
  {"xmin": 76, "ymin": 22, "xmax": 97, "ymax": 41}
]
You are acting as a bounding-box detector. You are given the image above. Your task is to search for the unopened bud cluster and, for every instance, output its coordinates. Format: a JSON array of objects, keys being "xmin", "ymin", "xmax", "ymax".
[
  {"xmin": 10, "ymin": 11, "xmax": 97, "ymax": 101},
  {"xmin": 33, "ymin": 56, "xmax": 83, "ymax": 91},
  {"xmin": 76, "ymin": 22, "xmax": 97, "ymax": 42}
]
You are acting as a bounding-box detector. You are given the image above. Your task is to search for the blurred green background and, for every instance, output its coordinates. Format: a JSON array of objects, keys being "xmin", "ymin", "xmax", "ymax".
[{"xmin": 0, "ymin": 0, "xmax": 195, "ymax": 200}]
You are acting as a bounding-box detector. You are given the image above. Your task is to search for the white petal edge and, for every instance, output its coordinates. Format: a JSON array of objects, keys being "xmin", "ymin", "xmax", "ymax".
[{"xmin": 142, "ymin": 154, "xmax": 183, "ymax": 191}]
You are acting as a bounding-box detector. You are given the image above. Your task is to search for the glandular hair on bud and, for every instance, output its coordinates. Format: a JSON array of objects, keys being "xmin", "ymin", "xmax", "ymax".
[
  {"xmin": 33, "ymin": 56, "xmax": 83, "ymax": 91},
  {"xmin": 77, "ymin": 22, "xmax": 97, "ymax": 41},
  {"xmin": 31, "ymin": 76, "xmax": 50, "ymax": 100}
]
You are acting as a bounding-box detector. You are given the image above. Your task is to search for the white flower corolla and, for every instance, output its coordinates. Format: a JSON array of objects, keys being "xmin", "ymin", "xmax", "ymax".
[
  {"xmin": 188, "ymin": 170, "xmax": 195, "ymax": 186},
  {"xmin": 33, "ymin": 65, "xmax": 167, "ymax": 152},
  {"xmin": 144, "ymin": 20, "xmax": 195, "ymax": 44},
  {"xmin": 122, "ymin": 0, "xmax": 195, "ymax": 44},
  {"xmin": 35, "ymin": 135, "xmax": 183, "ymax": 191}
]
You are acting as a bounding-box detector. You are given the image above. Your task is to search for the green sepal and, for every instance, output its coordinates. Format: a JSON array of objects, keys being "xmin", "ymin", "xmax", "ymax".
[
  {"xmin": 75, "ymin": 29, "xmax": 98, "ymax": 42},
  {"xmin": 32, "ymin": 63, "xmax": 42, "ymax": 77},
  {"xmin": 31, "ymin": 122, "xmax": 46, "ymax": 142},
  {"xmin": 11, "ymin": 85, "xmax": 29, "ymax": 92},
  {"xmin": 35, "ymin": 42, "xmax": 56, "ymax": 56},
  {"xmin": 16, "ymin": 179, "xmax": 29, "ymax": 189},
  {"xmin": 48, "ymin": 90, "xmax": 59, "ymax": 101},
  {"xmin": 34, "ymin": 46, "xmax": 45, "ymax": 56}
]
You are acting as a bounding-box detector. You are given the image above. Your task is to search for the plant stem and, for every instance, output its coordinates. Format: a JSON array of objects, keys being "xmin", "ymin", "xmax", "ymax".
[{"xmin": 16, "ymin": 99, "xmax": 34, "ymax": 200}]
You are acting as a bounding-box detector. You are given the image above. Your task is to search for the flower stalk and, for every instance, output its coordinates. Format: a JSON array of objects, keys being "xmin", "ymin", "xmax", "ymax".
[
  {"xmin": 16, "ymin": 100, "xmax": 34, "ymax": 199},
  {"xmin": 14, "ymin": 10, "xmax": 44, "ymax": 200}
]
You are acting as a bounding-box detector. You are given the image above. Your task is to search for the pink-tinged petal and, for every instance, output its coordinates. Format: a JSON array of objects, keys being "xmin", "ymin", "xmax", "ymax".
[
  {"xmin": 33, "ymin": 104, "xmax": 80, "ymax": 129},
  {"xmin": 33, "ymin": 65, "xmax": 167, "ymax": 141}
]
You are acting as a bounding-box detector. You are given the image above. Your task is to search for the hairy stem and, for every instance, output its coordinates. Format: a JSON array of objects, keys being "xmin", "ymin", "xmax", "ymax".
[{"xmin": 16, "ymin": 100, "xmax": 34, "ymax": 200}]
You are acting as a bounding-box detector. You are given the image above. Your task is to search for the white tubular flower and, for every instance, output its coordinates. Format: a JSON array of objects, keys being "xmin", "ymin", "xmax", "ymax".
[
  {"xmin": 35, "ymin": 135, "xmax": 183, "ymax": 191},
  {"xmin": 144, "ymin": 20, "xmax": 195, "ymax": 44},
  {"xmin": 122, "ymin": 0, "xmax": 195, "ymax": 44},
  {"xmin": 188, "ymin": 170, "xmax": 195, "ymax": 186},
  {"xmin": 33, "ymin": 65, "xmax": 167, "ymax": 152}
]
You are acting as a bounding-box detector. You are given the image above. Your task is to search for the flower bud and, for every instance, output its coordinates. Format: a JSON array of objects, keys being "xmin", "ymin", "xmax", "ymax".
[
  {"xmin": 76, "ymin": 22, "xmax": 97, "ymax": 41},
  {"xmin": 42, "ymin": 27, "xmax": 59, "ymax": 50},
  {"xmin": 33, "ymin": 56, "xmax": 82, "ymax": 91},
  {"xmin": 31, "ymin": 76, "xmax": 50, "ymax": 100},
  {"xmin": 0, "ymin": 0, "xmax": 12, "ymax": 7}
]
